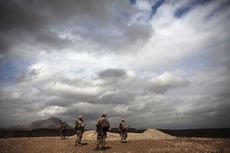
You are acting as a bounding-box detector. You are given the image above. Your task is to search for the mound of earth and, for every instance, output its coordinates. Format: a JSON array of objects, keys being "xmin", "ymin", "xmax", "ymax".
[
  {"xmin": 142, "ymin": 129, "xmax": 175, "ymax": 139},
  {"xmin": 70, "ymin": 129, "xmax": 174, "ymax": 141}
]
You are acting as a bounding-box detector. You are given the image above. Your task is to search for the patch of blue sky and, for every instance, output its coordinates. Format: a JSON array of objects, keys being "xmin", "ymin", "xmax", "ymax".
[
  {"xmin": 130, "ymin": 0, "xmax": 136, "ymax": 5},
  {"xmin": 150, "ymin": 0, "xmax": 165, "ymax": 18},
  {"xmin": 135, "ymin": 14, "xmax": 149, "ymax": 22},
  {"xmin": 0, "ymin": 59, "xmax": 30, "ymax": 83},
  {"xmin": 174, "ymin": 5, "xmax": 191, "ymax": 18},
  {"xmin": 194, "ymin": 0, "xmax": 213, "ymax": 5},
  {"xmin": 204, "ymin": 0, "xmax": 230, "ymax": 21},
  {"xmin": 175, "ymin": 0, "xmax": 214, "ymax": 18},
  {"xmin": 0, "ymin": 61, "xmax": 17, "ymax": 82},
  {"xmin": 113, "ymin": 4, "xmax": 132, "ymax": 24},
  {"xmin": 129, "ymin": 0, "xmax": 165, "ymax": 21},
  {"xmin": 120, "ymin": 11, "xmax": 130, "ymax": 19},
  {"xmin": 179, "ymin": 53, "xmax": 213, "ymax": 73}
]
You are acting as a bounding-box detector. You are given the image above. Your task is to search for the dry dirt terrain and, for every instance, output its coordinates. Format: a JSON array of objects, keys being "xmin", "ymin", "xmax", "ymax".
[{"xmin": 1, "ymin": 129, "xmax": 230, "ymax": 153}]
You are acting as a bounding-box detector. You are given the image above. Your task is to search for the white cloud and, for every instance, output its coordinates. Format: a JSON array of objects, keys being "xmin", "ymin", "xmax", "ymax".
[
  {"xmin": 136, "ymin": 0, "xmax": 152, "ymax": 11},
  {"xmin": 44, "ymin": 82, "xmax": 102, "ymax": 98},
  {"xmin": 38, "ymin": 106, "xmax": 67, "ymax": 117},
  {"xmin": 149, "ymin": 72, "xmax": 189, "ymax": 93}
]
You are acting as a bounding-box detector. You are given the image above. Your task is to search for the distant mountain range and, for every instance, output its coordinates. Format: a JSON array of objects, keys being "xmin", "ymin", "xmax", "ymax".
[
  {"xmin": 30, "ymin": 117, "xmax": 72, "ymax": 129},
  {"xmin": 11, "ymin": 117, "xmax": 72, "ymax": 129}
]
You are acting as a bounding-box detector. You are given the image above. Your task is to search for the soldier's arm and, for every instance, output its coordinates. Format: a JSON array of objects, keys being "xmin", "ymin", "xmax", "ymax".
[
  {"xmin": 118, "ymin": 124, "xmax": 121, "ymax": 134},
  {"xmin": 108, "ymin": 120, "xmax": 111, "ymax": 129},
  {"xmin": 96, "ymin": 118, "xmax": 100, "ymax": 128},
  {"xmin": 119, "ymin": 123, "xmax": 122, "ymax": 131},
  {"xmin": 74, "ymin": 121, "xmax": 78, "ymax": 131}
]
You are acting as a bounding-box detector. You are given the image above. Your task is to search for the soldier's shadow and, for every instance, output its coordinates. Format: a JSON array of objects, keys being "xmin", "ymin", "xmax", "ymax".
[
  {"xmin": 81, "ymin": 142, "xmax": 88, "ymax": 146},
  {"xmin": 93, "ymin": 146, "xmax": 112, "ymax": 151},
  {"xmin": 103, "ymin": 146, "xmax": 112, "ymax": 150}
]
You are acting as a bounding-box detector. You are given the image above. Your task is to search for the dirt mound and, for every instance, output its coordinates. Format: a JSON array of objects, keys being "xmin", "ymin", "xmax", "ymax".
[
  {"xmin": 70, "ymin": 129, "xmax": 174, "ymax": 141},
  {"xmin": 142, "ymin": 129, "xmax": 175, "ymax": 139},
  {"xmin": 124, "ymin": 129, "xmax": 174, "ymax": 140}
]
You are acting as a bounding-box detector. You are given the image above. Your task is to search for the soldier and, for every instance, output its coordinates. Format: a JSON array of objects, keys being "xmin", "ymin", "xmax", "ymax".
[
  {"xmin": 59, "ymin": 121, "xmax": 66, "ymax": 139},
  {"xmin": 95, "ymin": 113, "xmax": 110, "ymax": 150},
  {"xmin": 119, "ymin": 119, "xmax": 128, "ymax": 143},
  {"xmin": 74, "ymin": 115, "xmax": 85, "ymax": 146}
]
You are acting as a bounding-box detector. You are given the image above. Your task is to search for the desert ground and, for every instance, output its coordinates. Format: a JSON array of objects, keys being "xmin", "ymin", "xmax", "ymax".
[{"xmin": 1, "ymin": 129, "xmax": 230, "ymax": 153}]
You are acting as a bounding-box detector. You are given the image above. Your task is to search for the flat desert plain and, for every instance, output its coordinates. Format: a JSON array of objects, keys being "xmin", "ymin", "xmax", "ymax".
[{"xmin": 1, "ymin": 129, "xmax": 230, "ymax": 153}]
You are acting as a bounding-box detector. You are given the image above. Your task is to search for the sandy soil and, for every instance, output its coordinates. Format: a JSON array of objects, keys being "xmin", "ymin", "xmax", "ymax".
[{"xmin": 1, "ymin": 129, "xmax": 230, "ymax": 153}]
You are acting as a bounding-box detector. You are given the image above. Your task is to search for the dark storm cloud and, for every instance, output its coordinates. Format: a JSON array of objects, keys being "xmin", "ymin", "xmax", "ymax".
[
  {"xmin": 99, "ymin": 68, "xmax": 127, "ymax": 79},
  {"xmin": 177, "ymin": 97, "xmax": 230, "ymax": 128},
  {"xmin": 123, "ymin": 23, "xmax": 153, "ymax": 43},
  {"xmin": 55, "ymin": 101, "xmax": 131, "ymax": 128},
  {"xmin": 98, "ymin": 69, "xmax": 190, "ymax": 95},
  {"xmin": 0, "ymin": 0, "xmax": 46, "ymax": 53},
  {"xmin": 0, "ymin": 86, "xmax": 48, "ymax": 127},
  {"xmin": 74, "ymin": 23, "xmax": 153, "ymax": 52},
  {"xmin": 0, "ymin": 0, "xmax": 45, "ymax": 31},
  {"xmin": 0, "ymin": 0, "xmax": 153, "ymax": 55}
]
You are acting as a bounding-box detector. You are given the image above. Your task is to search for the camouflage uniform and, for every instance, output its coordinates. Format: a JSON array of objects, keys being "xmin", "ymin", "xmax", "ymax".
[
  {"xmin": 119, "ymin": 119, "xmax": 128, "ymax": 143},
  {"xmin": 96, "ymin": 113, "xmax": 110, "ymax": 150},
  {"xmin": 59, "ymin": 121, "xmax": 66, "ymax": 139},
  {"xmin": 74, "ymin": 115, "xmax": 85, "ymax": 145}
]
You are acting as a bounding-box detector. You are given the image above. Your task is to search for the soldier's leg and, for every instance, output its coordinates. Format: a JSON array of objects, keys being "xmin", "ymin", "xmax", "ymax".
[
  {"xmin": 101, "ymin": 132, "xmax": 106, "ymax": 148},
  {"xmin": 61, "ymin": 131, "xmax": 64, "ymax": 139},
  {"xmin": 120, "ymin": 133, "xmax": 123, "ymax": 143},
  {"xmin": 63, "ymin": 130, "xmax": 66, "ymax": 139},
  {"xmin": 96, "ymin": 138, "xmax": 100, "ymax": 148},
  {"xmin": 96, "ymin": 132, "xmax": 102, "ymax": 148},
  {"xmin": 120, "ymin": 132, "xmax": 123, "ymax": 142},
  {"xmin": 78, "ymin": 131, "xmax": 83, "ymax": 144},
  {"xmin": 123, "ymin": 132, "xmax": 127, "ymax": 142},
  {"xmin": 125, "ymin": 132, "xmax": 128, "ymax": 140},
  {"xmin": 75, "ymin": 132, "xmax": 80, "ymax": 145},
  {"xmin": 74, "ymin": 136, "xmax": 78, "ymax": 145}
]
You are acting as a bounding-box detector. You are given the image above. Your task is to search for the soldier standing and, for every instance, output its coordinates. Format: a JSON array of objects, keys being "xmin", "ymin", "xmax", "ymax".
[
  {"xmin": 95, "ymin": 113, "xmax": 110, "ymax": 150},
  {"xmin": 59, "ymin": 121, "xmax": 66, "ymax": 139},
  {"xmin": 74, "ymin": 115, "xmax": 85, "ymax": 146},
  {"xmin": 119, "ymin": 119, "xmax": 128, "ymax": 143}
]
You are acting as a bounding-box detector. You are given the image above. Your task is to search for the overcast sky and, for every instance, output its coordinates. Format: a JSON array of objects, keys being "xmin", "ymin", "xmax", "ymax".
[{"xmin": 0, "ymin": 0, "xmax": 230, "ymax": 129}]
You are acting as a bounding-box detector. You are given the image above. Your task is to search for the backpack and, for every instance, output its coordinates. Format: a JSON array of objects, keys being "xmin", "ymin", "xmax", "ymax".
[
  {"xmin": 76, "ymin": 120, "xmax": 85, "ymax": 130},
  {"xmin": 99, "ymin": 117, "xmax": 110, "ymax": 131},
  {"xmin": 120, "ymin": 122, "xmax": 128, "ymax": 131},
  {"xmin": 63, "ymin": 124, "xmax": 66, "ymax": 129},
  {"xmin": 60, "ymin": 123, "xmax": 66, "ymax": 131}
]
